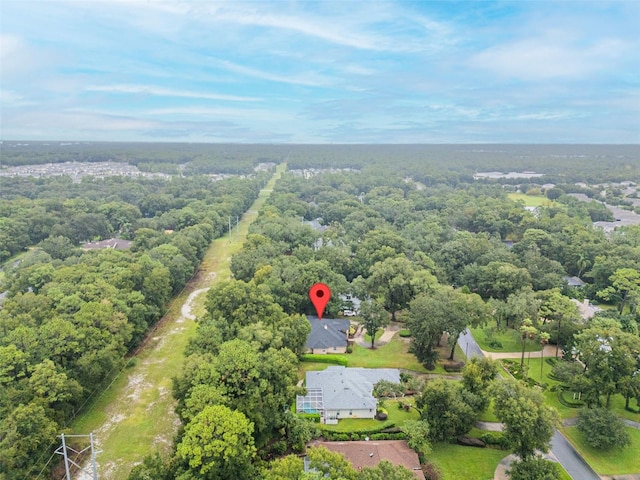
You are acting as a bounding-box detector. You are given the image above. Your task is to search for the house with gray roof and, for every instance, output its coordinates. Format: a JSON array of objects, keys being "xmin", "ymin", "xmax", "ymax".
[
  {"xmin": 563, "ymin": 276, "xmax": 586, "ymax": 287},
  {"xmin": 296, "ymin": 366, "xmax": 400, "ymax": 424},
  {"xmin": 305, "ymin": 316, "xmax": 350, "ymax": 354}
]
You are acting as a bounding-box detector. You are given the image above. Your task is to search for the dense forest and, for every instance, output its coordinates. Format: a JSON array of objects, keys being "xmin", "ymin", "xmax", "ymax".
[
  {"xmin": 1, "ymin": 144, "xmax": 639, "ymax": 479},
  {"xmin": 0, "ymin": 170, "xmax": 270, "ymax": 478}
]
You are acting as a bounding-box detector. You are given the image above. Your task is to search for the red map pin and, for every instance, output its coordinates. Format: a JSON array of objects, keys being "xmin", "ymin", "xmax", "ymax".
[{"xmin": 309, "ymin": 283, "xmax": 331, "ymax": 320}]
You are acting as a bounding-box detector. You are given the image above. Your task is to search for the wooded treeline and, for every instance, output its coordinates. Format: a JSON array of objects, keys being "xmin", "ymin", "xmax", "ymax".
[
  {"xmin": 3, "ymin": 142, "xmax": 638, "ymax": 182},
  {"xmin": 0, "ymin": 172, "xmax": 269, "ymax": 479}
]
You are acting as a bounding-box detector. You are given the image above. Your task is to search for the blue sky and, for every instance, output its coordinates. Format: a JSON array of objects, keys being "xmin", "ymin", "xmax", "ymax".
[{"xmin": 1, "ymin": 1, "xmax": 638, "ymax": 143}]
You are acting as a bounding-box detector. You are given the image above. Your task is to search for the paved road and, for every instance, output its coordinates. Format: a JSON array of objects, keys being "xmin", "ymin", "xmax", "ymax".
[
  {"xmin": 549, "ymin": 430, "xmax": 599, "ymax": 480},
  {"xmin": 458, "ymin": 328, "xmax": 483, "ymax": 358},
  {"xmin": 459, "ymin": 329, "xmax": 602, "ymax": 480}
]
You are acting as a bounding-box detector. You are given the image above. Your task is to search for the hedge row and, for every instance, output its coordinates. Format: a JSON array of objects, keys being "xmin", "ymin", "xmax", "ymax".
[
  {"xmin": 320, "ymin": 422, "xmax": 397, "ymax": 436},
  {"xmin": 301, "ymin": 354, "xmax": 349, "ymax": 366},
  {"xmin": 557, "ymin": 389, "xmax": 585, "ymax": 408},
  {"xmin": 323, "ymin": 431, "xmax": 407, "ymax": 441}
]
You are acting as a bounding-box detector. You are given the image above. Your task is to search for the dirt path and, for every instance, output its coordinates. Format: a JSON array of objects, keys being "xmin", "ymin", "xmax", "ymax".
[
  {"xmin": 178, "ymin": 280, "xmax": 214, "ymax": 323},
  {"xmin": 72, "ymin": 165, "xmax": 284, "ymax": 479}
]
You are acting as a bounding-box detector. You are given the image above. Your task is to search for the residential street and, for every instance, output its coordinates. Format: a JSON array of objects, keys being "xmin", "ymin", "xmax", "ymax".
[
  {"xmin": 548, "ymin": 431, "xmax": 599, "ymax": 480},
  {"xmin": 458, "ymin": 329, "xmax": 601, "ymax": 480}
]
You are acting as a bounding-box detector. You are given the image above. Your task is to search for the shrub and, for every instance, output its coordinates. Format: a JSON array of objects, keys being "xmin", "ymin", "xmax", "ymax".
[
  {"xmin": 376, "ymin": 409, "xmax": 388, "ymax": 420},
  {"xmin": 369, "ymin": 432, "xmax": 406, "ymax": 440},
  {"xmin": 399, "ymin": 329, "xmax": 412, "ymax": 337},
  {"xmin": 300, "ymin": 354, "xmax": 348, "ymax": 366},
  {"xmin": 480, "ymin": 432, "xmax": 509, "ymax": 449},
  {"xmin": 577, "ymin": 407, "xmax": 631, "ymax": 450},
  {"xmin": 557, "ymin": 389, "xmax": 585, "ymax": 408},
  {"xmin": 508, "ymin": 456, "xmax": 561, "ymax": 480},
  {"xmin": 443, "ymin": 361, "xmax": 465, "ymax": 373},
  {"xmin": 296, "ymin": 413, "xmax": 321, "ymax": 423},
  {"xmin": 268, "ymin": 440, "xmax": 287, "ymax": 456}
]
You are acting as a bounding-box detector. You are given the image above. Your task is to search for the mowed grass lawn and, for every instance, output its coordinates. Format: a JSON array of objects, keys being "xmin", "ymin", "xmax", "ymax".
[
  {"xmin": 427, "ymin": 443, "xmax": 505, "ymax": 480},
  {"xmin": 348, "ymin": 336, "xmax": 429, "ymax": 372},
  {"xmin": 562, "ymin": 426, "xmax": 640, "ymax": 475},
  {"xmin": 471, "ymin": 321, "xmax": 542, "ymax": 353},
  {"xmin": 508, "ymin": 193, "xmax": 558, "ymax": 208},
  {"xmin": 320, "ymin": 398, "xmax": 419, "ymax": 433}
]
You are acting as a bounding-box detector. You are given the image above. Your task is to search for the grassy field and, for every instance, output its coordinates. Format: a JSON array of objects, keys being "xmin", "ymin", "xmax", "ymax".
[
  {"xmin": 562, "ymin": 426, "xmax": 640, "ymax": 475},
  {"xmin": 508, "ymin": 192, "xmax": 558, "ymax": 208},
  {"xmin": 471, "ymin": 321, "xmax": 542, "ymax": 353},
  {"xmin": 71, "ymin": 165, "xmax": 285, "ymax": 479},
  {"xmin": 427, "ymin": 443, "xmax": 505, "ymax": 480},
  {"xmin": 348, "ymin": 336, "xmax": 429, "ymax": 372}
]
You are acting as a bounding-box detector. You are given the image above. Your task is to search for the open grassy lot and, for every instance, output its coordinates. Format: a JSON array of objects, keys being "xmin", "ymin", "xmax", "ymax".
[
  {"xmin": 471, "ymin": 321, "xmax": 542, "ymax": 353},
  {"xmin": 562, "ymin": 426, "xmax": 640, "ymax": 476},
  {"xmin": 427, "ymin": 443, "xmax": 505, "ymax": 480},
  {"xmin": 508, "ymin": 193, "xmax": 557, "ymax": 208},
  {"xmin": 71, "ymin": 165, "xmax": 285, "ymax": 479},
  {"xmin": 348, "ymin": 336, "xmax": 429, "ymax": 372}
]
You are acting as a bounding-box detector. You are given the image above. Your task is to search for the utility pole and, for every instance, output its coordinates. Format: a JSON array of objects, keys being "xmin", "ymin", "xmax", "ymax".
[
  {"xmin": 55, "ymin": 433, "xmax": 101, "ymax": 480},
  {"xmin": 228, "ymin": 216, "xmax": 232, "ymax": 242}
]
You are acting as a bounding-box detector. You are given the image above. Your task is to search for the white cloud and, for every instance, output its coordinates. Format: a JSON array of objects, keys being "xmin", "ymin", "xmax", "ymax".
[
  {"xmin": 85, "ymin": 84, "xmax": 259, "ymax": 102},
  {"xmin": 0, "ymin": 89, "xmax": 35, "ymax": 107},
  {"xmin": 471, "ymin": 33, "xmax": 629, "ymax": 80},
  {"xmin": 214, "ymin": 60, "xmax": 335, "ymax": 87},
  {"xmin": 142, "ymin": 106, "xmax": 292, "ymax": 122}
]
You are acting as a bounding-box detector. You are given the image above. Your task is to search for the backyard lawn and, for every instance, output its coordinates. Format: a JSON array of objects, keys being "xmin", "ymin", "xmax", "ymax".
[
  {"xmin": 320, "ymin": 398, "xmax": 419, "ymax": 433},
  {"xmin": 562, "ymin": 426, "xmax": 640, "ymax": 476}
]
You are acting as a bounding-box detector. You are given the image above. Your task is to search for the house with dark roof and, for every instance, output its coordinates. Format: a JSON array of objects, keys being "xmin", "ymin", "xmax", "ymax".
[
  {"xmin": 297, "ymin": 366, "xmax": 400, "ymax": 424},
  {"xmin": 305, "ymin": 316, "xmax": 350, "ymax": 354}
]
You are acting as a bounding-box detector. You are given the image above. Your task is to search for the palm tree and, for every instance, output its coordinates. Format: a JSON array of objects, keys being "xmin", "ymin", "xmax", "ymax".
[{"xmin": 520, "ymin": 319, "xmax": 538, "ymax": 371}]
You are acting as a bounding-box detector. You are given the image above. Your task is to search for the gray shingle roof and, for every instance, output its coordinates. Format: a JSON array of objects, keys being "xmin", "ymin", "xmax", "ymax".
[
  {"xmin": 305, "ymin": 316, "xmax": 350, "ymax": 350},
  {"xmin": 306, "ymin": 366, "xmax": 400, "ymax": 411}
]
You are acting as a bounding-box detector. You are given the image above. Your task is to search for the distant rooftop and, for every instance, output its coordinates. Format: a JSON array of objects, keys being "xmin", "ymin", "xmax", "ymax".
[
  {"xmin": 82, "ymin": 238, "xmax": 132, "ymax": 250},
  {"xmin": 474, "ymin": 171, "xmax": 545, "ymax": 179}
]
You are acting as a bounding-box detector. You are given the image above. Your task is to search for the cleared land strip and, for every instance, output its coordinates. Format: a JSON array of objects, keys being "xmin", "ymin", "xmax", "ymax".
[{"xmin": 72, "ymin": 164, "xmax": 285, "ymax": 480}]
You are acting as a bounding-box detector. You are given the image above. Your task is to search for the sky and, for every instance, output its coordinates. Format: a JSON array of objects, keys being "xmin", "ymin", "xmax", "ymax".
[{"xmin": 1, "ymin": 0, "xmax": 639, "ymax": 144}]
